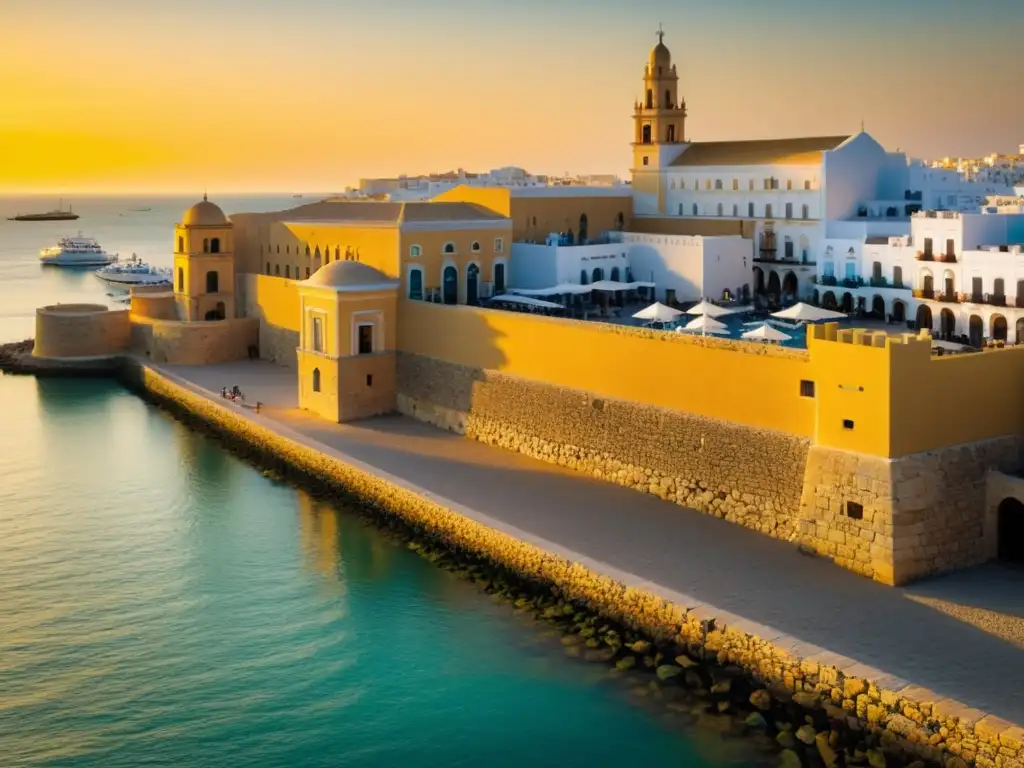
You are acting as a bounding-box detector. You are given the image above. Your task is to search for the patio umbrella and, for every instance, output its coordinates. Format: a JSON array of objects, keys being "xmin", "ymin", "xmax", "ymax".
[
  {"xmin": 686, "ymin": 300, "xmax": 738, "ymax": 318},
  {"xmin": 492, "ymin": 294, "xmax": 564, "ymax": 309},
  {"xmin": 632, "ymin": 302, "xmax": 683, "ymax": 324},
  {"xmin": 771, "ymin": 302, "xmax": 847, "ymax": 323},
  {"xmin": 679, "ymin": 314, "xmax": 729, "ymax": 335},
  {"xmin": 742, "ymin": 323, "xmax": 793, "ymax": 343}
]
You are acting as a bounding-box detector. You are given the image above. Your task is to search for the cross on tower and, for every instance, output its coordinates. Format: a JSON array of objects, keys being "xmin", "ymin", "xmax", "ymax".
[{"xmin": 656, "ymin": 23, "xmax": 665, "ymax": 44}]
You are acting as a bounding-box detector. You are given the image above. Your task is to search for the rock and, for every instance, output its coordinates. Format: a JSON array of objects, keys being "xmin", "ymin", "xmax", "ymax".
[
  {"xmin": 867, "ymin": 749, "xmax": 886, "ymax": 768},
  {"xmin": 584, "ymin": 647, "xmax": 616, "ymax": 663},
  {"xmin": 684, "ymin": 671, "xmax": 704, "ymax": 689},
  {"xmin": 615, "ymin": 656, "xmax": 636, "ymax": 671},
  {"xmin": 816, "ymin": 732, "xmax": 838, "ymax": 768},
  {"xmin": 793, "ymin": 691, "xmax": 819, "ymax": 709},
  {"xmin": 745, "ymin": 712, "xmax": 769, "ymax": 729},
  {"xmin": 630, "ymin": 640, "xmax": 652, "ymax": 653},
  {"xmin": 585, "ymin": 638, "xmax": 600, "ymax": 649},
  {"xmin": 796, "ymin": 724, "xmax": 817, "ymax": 745},
  {"xmin": 710, "ymin": 679, "xmax": 732, "ymax": 694},
  {"xmin": 716, "ymin": 701, "xmax": 730, "ymax": 713},
  {"xmin": 780, "ymin": 749, "xmax": 803, "ymax": 768},
  {"xmin": 750, "ymin": 689, "xmax": 772, "ymax": 711},
  {"xmin": 675, "ymin": 655, "xmax": 698, "ymax": 669},
  {"xmin": 656, "ymin": 665, "xmax": 683, "ymax": 681},
  {"xmin": 579, "ymin": 627, "xmax": 595, "ymax": 639},
  {"xmin": 777, "ymin": 731, "xmax": 798, "ymax": 750},
  {"xmin": 560, "ymin": 635, "xmax": 583, "ymax": 647},
  {"xmin": 643, "ymin": 655, "xmax": 657, "ymax": 669}
]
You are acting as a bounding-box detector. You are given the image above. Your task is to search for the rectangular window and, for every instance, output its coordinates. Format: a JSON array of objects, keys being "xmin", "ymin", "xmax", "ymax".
[
  {"xmin": 732, "ymin": 179, "xmax": 739, "ymax": 191},
  {"xmin": 765, "ymin": 204, "xmax": 773, "ymax": 218},
  {"xmin": 823, "ymin": 262, "xmax": 835, "ymax": 278},
  {"xmin": 748, "ymin": 179, "xmax": 754, "ymax": 191},
  {"xmin": 748, "ymin": 202, "xmax": 755, "ymax": 217},
  {"xmin": 842, "ymin": 419, "xmax": 855, "ymax": 430},
  {"xmin": 785, "ymin": 203, "xmax": 793, "ymax": 219},
  {"xmin": 357, "ymin": 323, "xmax": 374, "ymax": 355},
  {"xmin": 494, "ymin": 237, "xmax": 505, "ymax": 253},
  {"xmin": 802, "ymin": 204, "xmax": 810, "ymax": 220},
  {"xmin": 846, "ymin": 501, "xmax": 864, "ymax": 520},
  {"xmin": 366, "ymin": 374, "xmax": 373, "ymax": 387},
  {"xmin": 945, "ymin": 238, "xmax": 954, "ymax": 257},
  {"xmin": 845, "ymin": 262, "xmax": 856, "ymax": 279},
  {"xmin": 923, "ymin": 237, "xmax": 933, "ymax": 257},
  {"xmin": 311, "ymin": 316, "xmax": 324, "ymax": 353},
  {"xmin": 787, "ymin": 180, "xmax": 793, "ymax": 190},
  {"xmin": 705, "ymin": 179, "xmax": 711, "ymax": 190},
  {"xmin": 800, "ymin": 380, "xmax": 815, "ymax": 398},
  {"xmin": 804, "ymin": 180, "xmax": 811, "ymax": 190}
]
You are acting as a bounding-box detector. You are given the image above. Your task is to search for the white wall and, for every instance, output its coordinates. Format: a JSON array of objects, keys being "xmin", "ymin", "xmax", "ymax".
[
  {"xmin": 623, "ymin": 232, "xmax": 752, "ymax": 302},
  {"xmin": 822, "ymin": 133, "xmax": 890, "ymax": 220},
  {"xmin": 702, "ymin": 237, "xmax": 755, "ymax": 301},
  {"xmin": 509, "ymin": 242, "xmax": 630, "ymax": 289},
  {"xmin": 509, "ymin": 243, "xmax": 558, "ymax": 289}
]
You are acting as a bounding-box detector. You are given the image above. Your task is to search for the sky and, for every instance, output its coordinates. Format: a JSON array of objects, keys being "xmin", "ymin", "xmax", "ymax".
[{"xmin": 0, "ymin": 0, "xmax": 1021, "ymax": 194}]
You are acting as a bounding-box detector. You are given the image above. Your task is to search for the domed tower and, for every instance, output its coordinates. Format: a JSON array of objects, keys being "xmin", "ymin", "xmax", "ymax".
[
  {"xmin": 173, "ymin": 195, "xmax": 235, "ymax": 321},
  {"xmin": 632, "ymin": 26, "xmax": 688, "ymax": 172}
]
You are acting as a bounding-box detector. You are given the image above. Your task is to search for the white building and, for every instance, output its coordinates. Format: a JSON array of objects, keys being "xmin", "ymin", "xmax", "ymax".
[
  {"xmin": 813, "ymin": 210, "xmax": 1024, "ymax": 344},
  {"xmin": 509, "ymin": 230, "xmax": 750, "ymax": 304}
]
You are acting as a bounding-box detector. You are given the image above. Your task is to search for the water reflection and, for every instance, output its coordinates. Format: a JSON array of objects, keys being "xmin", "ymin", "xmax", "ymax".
[
  {"xmin": 296, "ymin": 491, "xmax": 342, "ymax": 581},
  {"xmin": 171, "ymin": 418, "xmax": 236, "ymax": 500}
]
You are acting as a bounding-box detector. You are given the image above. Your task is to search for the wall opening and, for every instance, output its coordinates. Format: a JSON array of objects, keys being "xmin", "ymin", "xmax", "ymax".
[
  {"xmin": 366, "ymin": 374, "xmax": 373, "ymax": 387},
  {"xmin": 997, "ymin": 498, "xmax": 1024, "ymax": 564},
  {"xmin": 846, "ymin": 501, "xmax": 864, "ymax": 520},
  {"xmin": 357, "ymin": 324, "xmax": 374, "ymax": 355},
  {"xmin": 312, "ymin": 368, "xmax": 321, "ymax": 393},
  {"xmin": 210, "ymin": 237, "xmax": 220, "ymax": 254},
  {"xmin": 206, "ymin": 270, "xmax": 219, "ymax": 293},
  {"xmin": 842, "ymin": 419, "xmax": 855, "ymax": 430},
  {"xmin": 799, "ymin": 380, "xmax": 815, "ymax": 398}
]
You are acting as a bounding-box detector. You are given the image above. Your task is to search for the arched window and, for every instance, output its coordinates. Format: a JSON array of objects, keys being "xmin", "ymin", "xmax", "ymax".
[
  {"xmin": 177, "ymin": 236, "xmax": 184, "ymax": 253},
  {"xmin": 645, "ymin": 89, "xmax": 653, "ymax": 109},
  {"xmin": 274, "ymin": 264, "xmax": 280, "ymax": 276},
  {"xmin": 408, "ymin": 267, "xmax": 423, "ymax": 300},
  {"xmin": 714, "ymin": 179, "xmax": 723, "ymax": 190},
  {"xmin": 642, "ymin": 125, "xmax": 651, "ymax": 144},
  {"xmin": 466, "ymin": 263, "xmax": 480, "ymax": 305},
  {"xmin": 493, "ymin": 262, "xmax": 506, "ymax": 294},
  {"xmin": 667, "ymin": 125, "xmax": 675, "ymax": 142},
  {"xmin": 314, "ymin": 246, "xmax": 321, "ymax": 261},
  {"xmin": 410, "ymin": 244, "xmax": 422, "ymax": 258},
  {"xmin": 443, "ymin": 242, "xmax": 456, "ymax": 255},
  {"xmin": 285, "ymin": 265, "xmax": 291, "ymax": 278},
  {"xmin": 442, "ymin": 265, "xmax": 458, "ymax": 304},
  {"xmin": 305, "ymin": 245, "xmax": 311, "ymax": 256},
  {"xmin": 210, "ymin": 238, "xmax": 220, "ymax": 254},
  {"xmin": 276, "ymin": 244, "xmax": 280, "ymax": 254},
  {"xmin": 177, "ymin": 267, "xmax": 184, "ymax": 292},
  {"xmin": 206, "ymin": 270, "xmax": 218, "ymax": 293},
  {"xmin": 202, "ymin": 238, "xmax": 209, "ymax": 253},
  {"xmin": 664, "ymin": 89, "xmax": 671, "ymax": 107},
  {"xmin": 610, "ymin": 267, "xmax": 620, "ymax": 282},
  {"xmin": 471, "ymin": 241, "xmax": 481, "ymax": 253},
  {"xmin": 312, "ymin": 368, "xmax": 321, "ymax": 393},
  {"xmin": 580, "ymin": 269, "xmax": 588, "ymax": 285}
]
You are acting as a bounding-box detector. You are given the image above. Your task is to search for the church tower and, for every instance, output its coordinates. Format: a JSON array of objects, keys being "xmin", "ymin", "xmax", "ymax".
[
  {"xmin": 173, "ymin": 195, "xmax": 236, "ymax": 321},
  {"xmin": 632, "ymin": 27, "xmax": 688, "ymax": 172}
]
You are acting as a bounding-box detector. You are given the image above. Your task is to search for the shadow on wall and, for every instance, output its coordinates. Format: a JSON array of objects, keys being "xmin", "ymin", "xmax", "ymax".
[{"xmin": 236, "ymin": 274, "xmax": 300, "ymax": 368}]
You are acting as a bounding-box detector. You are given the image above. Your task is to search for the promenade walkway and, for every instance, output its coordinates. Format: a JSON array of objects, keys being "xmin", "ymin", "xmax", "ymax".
[{"xmin": 161, "ymin": 360, "xmax": 1024, "ymax": 725}]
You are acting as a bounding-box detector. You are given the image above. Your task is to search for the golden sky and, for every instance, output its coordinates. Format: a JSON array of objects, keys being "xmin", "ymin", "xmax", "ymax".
[{"xmin": 1, "ymin": 0, "xmax": 1021, "ymax": 193}]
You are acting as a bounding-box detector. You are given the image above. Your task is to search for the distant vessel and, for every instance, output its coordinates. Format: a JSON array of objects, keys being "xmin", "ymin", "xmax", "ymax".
[
  {"xmin": 94, "ymin": 255, "xmax": 172, "ymax": 287},
  {"xmin": 129, "ymin": 207, "xmax": 152, "ymax": 212},
  {"xmin": 293, "ymin": 194, "xmax": 303, "ymax": 199},
  {"xmin": 39, "ymin": 235, "xmax": 116, "ymax": 267},
  {"xmin": 8, "ymin": 199, "xmax": 79, "ymax": 222}
]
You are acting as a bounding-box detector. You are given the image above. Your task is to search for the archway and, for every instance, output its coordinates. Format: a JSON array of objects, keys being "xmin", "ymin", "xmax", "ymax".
[
  {"xmin": 767, "ymin": 271, "xmax": 781, "ymax": 297},
  {"xmin": 443, "ymin": 266, "xmax": 458, "ymax": 305},
  {"xmin": 782, "ymin": 271, "xmax": 798, "ymax": 297},
  {"xmin": 592, "ymin": 267, "xmax": 604, "ymax": 283},
  {"xmin": 753, "ymin": 267, "xmax": 765, "ymax": 295},
  {"xmin": 642, "ymin": 125, "xmax": 651, "ymax": 144},
  {"xmin": 915, "ymin": 304, "xmax": 932, "ymax": 331},
  {"xmin": 992, "ymin": 314, "xmax": 1008, "ymax": 342},
  {"xmin": 940, "ymin": 308, "xmax": 956, "ymax": 337},
  {"xmin": 969, "ymin": 314, "xmax": 984, "ymax": 347},
  {"xmin": 408, "ymin": 268, "xmax": 423, "ymax": 300},
  {"xmin": 997, "ymin": 498, "xmax": 1024, "ymax": 564},
  {"xmin": 467, "ymin": 264, "xmax": 480, "ymax": 305},
  {"xmin": 210, "ymin": 238, "xmax": 221, "ymax": 254},
  {"xmin": 822, "ymin": 291, "xmax": 837, "ymax": 310},
  {"xmin": 204, "ymin": 302, "xmax": 226, "ymax": 321},
  {"xmin": 841, "ymin": 292, "xmax": 854, "ymax": 313},
  {"xmin": 312, "ymin": 368, "xmax": 321, "ymax": 393},
  {"xmin": 893, "ymin": 301, "xmax": 906, "ymax": 323},
  {"xmin": 579, "ymin": 214, "xmax": 589, "ymax": 243},
  {"xmin": 610, "ymin": 267, "xmax": 620, "ymax": 282},
  {"xmin": 871, "ymin": 295, "xmax": 886, "ymax": 318}
]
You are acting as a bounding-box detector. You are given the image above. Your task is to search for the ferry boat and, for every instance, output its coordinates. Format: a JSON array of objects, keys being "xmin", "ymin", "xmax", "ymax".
[
  {"xmin": 9, "ymin": 199, "xmax": 79, "ymax": 222},
  {"xmin": 94, "ymin": 255, "xmax": 172, "ymax": 288},
  {"xmin": 39, "ymin": 235, "xmax": 116, "ymax": 267}
]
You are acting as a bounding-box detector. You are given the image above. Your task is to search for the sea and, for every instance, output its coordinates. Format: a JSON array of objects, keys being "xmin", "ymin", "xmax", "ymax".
[{"xmin": 0, "ymin": 196, "xmax": 759, "ymax": 766}]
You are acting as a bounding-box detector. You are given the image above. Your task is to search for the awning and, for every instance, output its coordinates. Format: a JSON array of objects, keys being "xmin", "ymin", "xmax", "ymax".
[
  {"xmin": 489, "ymin": 294, "xmax": 565, "ymax": 309},
  {"xmin": 771, "ymin": 302, "xmax": 847, "ymax": 322},
  {"xmin": 742, "ymin": 323, "xmax": 793, "ymax": 343},
  {"xmin": 679, "ymin": 315, "xmax": 729, "ymax": 334},
  {"xmin": 632, "ymin": 302, "xmax": 683, "ymax": 323},
  {"xmin": 686, "ymin": 300, "xmax": 739, "ymax": 318}
]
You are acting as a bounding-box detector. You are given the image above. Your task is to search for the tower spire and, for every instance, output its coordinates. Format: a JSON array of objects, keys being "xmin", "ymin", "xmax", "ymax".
[{"xmin": 657, "ymin": 22, "xmax": 664, "ymax": 44}]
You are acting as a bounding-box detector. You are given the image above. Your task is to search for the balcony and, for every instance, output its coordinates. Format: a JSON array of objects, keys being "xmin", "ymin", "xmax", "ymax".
[
  {"xmin": 868, "ymin": 277, "xmax": 907, "ymax": 290},
  {"xmin": 988, "ymin": 294, "xmax": 1007, "ymax": 307},
  {"xmin": 811, "ymin": 275, "xmax": 838, "ymax": 286},
  {"xmin": 936, "ymin": 293, "xmax": 958, "ymax": 303},
  {"xmin": 915, "ymin": 251, "xmax": 935, "ymax": 262},
  {"xmin": 913, "ymin": 288, "xmax": 935, "ymax": 299},
  {"xmin": 938, "ymin": 253, "xmax": 958, "ymax": 263},
  {"xmin": 841, "ymin": 277, "xmax": 864, "ymax": 288}
]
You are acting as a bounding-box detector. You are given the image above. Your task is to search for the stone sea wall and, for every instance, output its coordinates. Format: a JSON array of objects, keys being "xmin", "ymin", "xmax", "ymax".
[
  {"xmin": 396, "ymin": 352, "xmax": 811, "ymax": 541},
  {"xmin": 119, "ymin": 359, "xmax": 1023, "ymax": 768}
]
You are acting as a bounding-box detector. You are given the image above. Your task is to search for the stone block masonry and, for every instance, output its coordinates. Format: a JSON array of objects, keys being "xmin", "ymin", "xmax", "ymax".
[
  {"xmin": 118, "ymin": 359, "xmax": 1024, "ymax": 768},
  {"xmin": 397, "ymin": 351, "xmax": 811, "ymax": 541}
]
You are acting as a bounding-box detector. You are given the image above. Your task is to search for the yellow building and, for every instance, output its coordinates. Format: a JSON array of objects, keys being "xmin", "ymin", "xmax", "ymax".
[
  {"xmin": 230, "ymin": 200, "xmax": 513, "ymax": 305},
  {"xmin": 296, "ymin": 260, "xmax": 399, "ymax": 423},
  {"xmin": 173, "ymin": 195, "xmax": 236, "ymax": 321}
]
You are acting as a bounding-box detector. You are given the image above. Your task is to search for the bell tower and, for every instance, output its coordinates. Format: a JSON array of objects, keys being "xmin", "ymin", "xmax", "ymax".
[
  {"xmin": 632, "ymin": 26, "xmax": 688, "ymax": 172},
  {"xmin": 173, "ymin": 194, "xmax": 236, "ymax": 321}
]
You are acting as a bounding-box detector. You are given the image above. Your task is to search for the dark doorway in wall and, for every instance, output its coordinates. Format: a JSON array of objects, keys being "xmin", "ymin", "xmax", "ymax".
[{"xmin": 997, "ymin": 498, "xmax": 1024, "ymax": 564}]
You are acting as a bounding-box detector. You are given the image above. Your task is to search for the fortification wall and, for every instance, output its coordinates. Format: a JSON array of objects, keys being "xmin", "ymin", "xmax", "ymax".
[
  {"xmin": 236, "ymin": 273, "xmax": 299, "ymax": 368},
  {"xmin": 130, "ymin": 317, "xmax": 257, "ymax": 365},
  {"xmin": 33, "ymin": 304, "xmax": 131, "ymax": 358},
  {"xmin": 397, "ymin": 352, "xmax": 811, "ymax": 541}
]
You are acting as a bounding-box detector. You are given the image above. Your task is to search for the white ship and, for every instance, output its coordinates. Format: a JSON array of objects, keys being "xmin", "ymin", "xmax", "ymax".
[
  {"xmin": 39, "ymin": 235, "xmax": 116, "ymax": 267},
  {"xmin": 94, "ymin": 255, "xmax": 172, "ymax": 288}
]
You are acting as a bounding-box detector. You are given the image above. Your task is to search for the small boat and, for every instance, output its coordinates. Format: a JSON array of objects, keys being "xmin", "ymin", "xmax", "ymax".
[
  {"xmin": 129, "ymin": 207, "xmax": 152, "ymax": 212},
  {"xmin": 39, "ymin": 234, "xmax": 117, "ymax": 267},
  {"xmin": 94, "ymin": 255, "xmax": 172, "ymax": 288},
  {"xmin": 9, "ymin": 199, "xmax": 79, "ymax": 221}
]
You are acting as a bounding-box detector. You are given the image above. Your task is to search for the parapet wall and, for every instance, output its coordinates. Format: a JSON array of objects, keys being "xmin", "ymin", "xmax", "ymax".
[
  {"xmin": 33, "ymin": 304, "xmax": 131, "ymax": 358},
  {"xmin": 397, "ymin": 352, "xmax": 812, "ymax": 541},
  {"xmin": 130, "ymin": 316, "xmax": 258, "ymax": 365}
]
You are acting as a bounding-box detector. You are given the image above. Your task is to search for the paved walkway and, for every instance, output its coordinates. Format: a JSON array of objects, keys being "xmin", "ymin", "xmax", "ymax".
[{"xmin": 164, "ymin": 360, "xmax": 1024, "ymax": 724}]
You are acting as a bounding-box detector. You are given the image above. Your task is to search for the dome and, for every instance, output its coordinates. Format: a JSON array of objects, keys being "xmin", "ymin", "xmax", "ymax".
[
  {"xmin": 649, "ymin": 41, "xmax": 671, "ymax": 70},
  {"xmin": 303, "ymin": 260, "xmax": 398, "ymax": 291},
  {"xmin": 181, "ymin": 195, "xmax": 228, "ymax": 227}
]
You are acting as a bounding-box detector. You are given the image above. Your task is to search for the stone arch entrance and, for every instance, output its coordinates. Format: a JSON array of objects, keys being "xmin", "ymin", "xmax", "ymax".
[
  {"xmin": 871, "ymin": 295, "xmax": 885, "ymax": 318},
  {"xmin": 940, "ymin": 308, "xmax": 956, "ymax": 338},
  {"xmin": 893, "ymin": 300, "xmax": 906, "ymax": 323},
  {"xmin": 915, "ymin": 304, "xmax": 932, "ymax": 332},
  {"xmin": 822, "ymin": 291, "xmax": 837, "ymax": 309},
  {"xmin": 997, "ymin": 498, "xmax": 1024, "ymax": 564},
  {"xmin": 969, "ymin": 314, "xmax": 984, "ymax": 347}
]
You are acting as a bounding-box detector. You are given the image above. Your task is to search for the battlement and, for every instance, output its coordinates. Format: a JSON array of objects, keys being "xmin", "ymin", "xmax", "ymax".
[{"xmin": 808, "ymin": 322, "xmax": 932, "ymax": 352}]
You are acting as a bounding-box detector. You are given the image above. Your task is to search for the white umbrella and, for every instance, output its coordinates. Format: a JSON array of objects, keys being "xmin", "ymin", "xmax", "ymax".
[
  {"xmin": 632, "ymin": 302, "xmax": 683, "ymax": 323},
  {"xmin": 771, "ymin": 302, "xmax": 847, "ymax": 322},
  {"xmin": 680, "ymin": 315, "xmax": 730, "ymax": 335},
  {"xmin": 742, "ymin": 323, "xmax": 793, "ymax": 343},
  {"xmin": 492, "ymin": 294, "xmax": 564, "ymax": 309},
  {"xmin": 686, "ymin": 300, "xmax": 738, "ymax": 318}
]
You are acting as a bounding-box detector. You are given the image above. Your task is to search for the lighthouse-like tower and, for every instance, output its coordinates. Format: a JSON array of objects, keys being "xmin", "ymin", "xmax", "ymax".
[
  {"xmin": 172, "ymin": 194, "xmax": 236, "ymax": 321},
  {"xmin": 631, "ymin": 26, "xmax": 688, "ymax": 173}
]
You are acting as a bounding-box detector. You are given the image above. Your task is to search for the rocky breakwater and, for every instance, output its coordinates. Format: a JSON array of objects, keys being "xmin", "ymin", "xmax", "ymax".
[
  {"xmin": 0, "ymin": 338, "xmax": 121, "ymax": 377},
  {"xmin": 133, "ymin": 364, "xmax": 1021, "ymax": 768}
]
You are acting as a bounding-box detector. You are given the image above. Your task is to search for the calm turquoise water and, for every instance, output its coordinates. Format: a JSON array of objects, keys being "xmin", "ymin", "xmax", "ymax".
[{"xmin": 0, "ymin": 374, "xmax": 758, "ymax": 767}]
